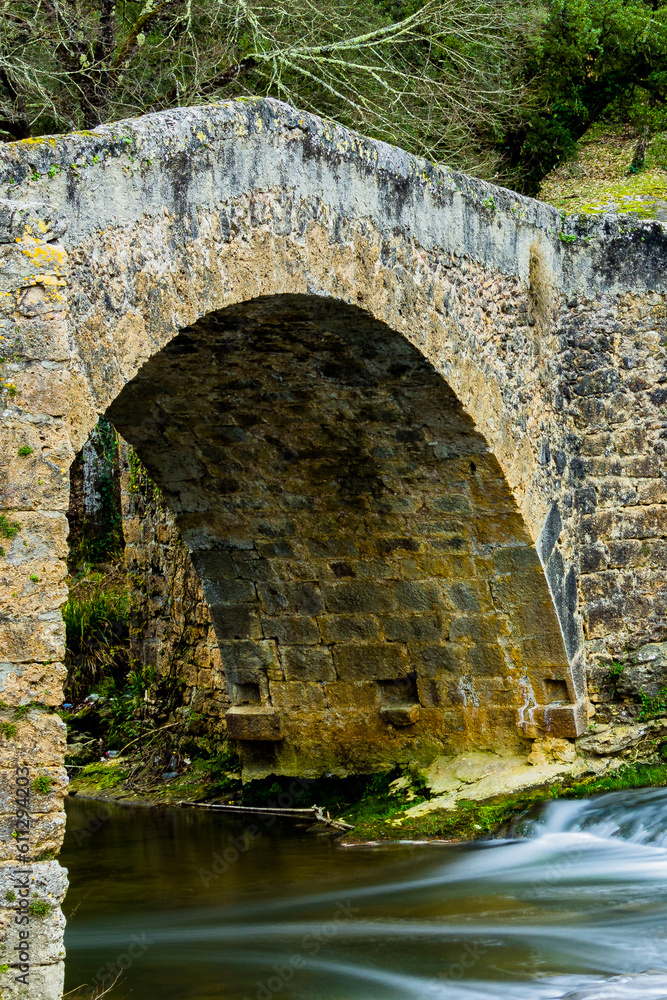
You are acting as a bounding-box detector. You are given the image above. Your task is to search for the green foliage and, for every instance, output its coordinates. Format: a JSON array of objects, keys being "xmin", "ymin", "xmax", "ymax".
[
  {"xmin": 17, "ymin": 445, "xmax": 33, "ymax": 456},
  {"xmin": 505, "ymin": 0, "xmax": 667, "ymax": 192},
  {"xmin": 5, "ymin": 890, "xmax": 16, "ymax": 903},
  {"xmin": 32, "ymin": 775, "xmax": 54, "ymax": 795},
  {"xmin": 0, "ymin": 721, "xmax": 17, "ymax": 739},
  {"xmin": 639, "ymin": 686, "xmax": 667, "ymax": 720},
  {"xmin": 77, "ymin": 760, "xmax": 129, "ymax": 790},
  {"xmin": 69, "ymin": 418, "xmax": 124, "ymax": 567},
  {"xmin": 63, "ymin": 570, "xmax": 130, "ymax": 701},
  {"xmin": 28, "ymin": 899, "xmax": 51, "ymax": 917},
  {"xmin": 97, "ymin": 665, "xmax": 155, "ymax": 746},
  {"xmin": 0, "ymin": 514, "xmax": 21, "ymax": 540},
  {"xmin": 345, "ymin": 759, "xmax": 667, "ymax": 840},
  {"xmin": 0, "ymin": 0, "xmax": 539, "ymax": 180}
]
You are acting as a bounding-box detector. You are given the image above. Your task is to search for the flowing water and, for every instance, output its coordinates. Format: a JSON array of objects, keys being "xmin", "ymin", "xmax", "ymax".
[{"xmin": 61, "ymin": 789, "xmax": 667, "ymax": 1000}]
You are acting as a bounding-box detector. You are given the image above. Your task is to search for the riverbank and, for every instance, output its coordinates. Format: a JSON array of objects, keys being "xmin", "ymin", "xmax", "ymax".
[{"xmin": 66, "ymin": 719, "xmax": 667, "ymax": 842}]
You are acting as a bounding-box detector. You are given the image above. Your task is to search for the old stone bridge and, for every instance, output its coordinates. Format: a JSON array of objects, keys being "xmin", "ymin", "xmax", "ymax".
[{"xmin": 1, "ymin": 97, "xmax": 666, "ymax": 995}]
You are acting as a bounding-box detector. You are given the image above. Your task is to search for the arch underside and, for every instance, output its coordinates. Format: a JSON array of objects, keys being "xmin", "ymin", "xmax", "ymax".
[{"xmin": 108, "ymin": 294, "xmax": 574, "ymax": 776}]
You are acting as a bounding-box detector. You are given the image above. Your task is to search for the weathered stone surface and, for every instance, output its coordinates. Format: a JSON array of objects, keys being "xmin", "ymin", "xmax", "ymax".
[
  {"xmin": 225, "ymin": 706, "xmax": 283, "ymax": 741},
  {"xmin": 617, "ymin": 641, "xmax": 667, "ymax": 699},
  {"xmin": 576, "ymin": 719, "xmax": 667, "ymax": 755},
  {"xmin": 380, "ymin": 704, "xmax": 421, "ymax": 726}
]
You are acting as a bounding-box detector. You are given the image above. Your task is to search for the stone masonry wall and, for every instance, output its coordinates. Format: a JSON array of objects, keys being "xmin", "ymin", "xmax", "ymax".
[{"xmin": 120, "ymin": 445, "xmax": 230, "ymax": 734}]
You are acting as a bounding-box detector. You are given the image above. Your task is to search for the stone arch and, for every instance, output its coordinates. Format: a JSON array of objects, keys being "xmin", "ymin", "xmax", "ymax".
[
  {"xmin": 105, "ymin": 292, "xmax": 575, "ymax": 775},
  {"xmin": 4, "ymin": 96, "xmax": 667, "ymax": 996}
]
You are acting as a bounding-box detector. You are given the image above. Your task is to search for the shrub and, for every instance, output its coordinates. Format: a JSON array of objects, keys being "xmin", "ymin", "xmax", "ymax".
[{"xmin": 63, "ymin": 571, "xmax": 130, "ymax": 701}]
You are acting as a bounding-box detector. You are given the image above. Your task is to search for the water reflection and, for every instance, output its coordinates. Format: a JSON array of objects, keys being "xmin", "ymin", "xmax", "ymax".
[{"xmin": 62, "ymin": 789, "xmax": 667, "ymax": 999}]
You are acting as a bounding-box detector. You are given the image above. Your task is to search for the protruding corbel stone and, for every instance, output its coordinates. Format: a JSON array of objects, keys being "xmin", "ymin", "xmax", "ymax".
[{"xmin": 225, "ymin": 705, "xmax": 283, "ymax": 741}]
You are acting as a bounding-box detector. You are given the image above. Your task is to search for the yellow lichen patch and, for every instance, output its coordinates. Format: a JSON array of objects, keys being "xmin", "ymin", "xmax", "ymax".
[
  {"xmin": 18, "ymin": 136, "xmax": 57, "ymax": 147},
  {"xmin": 19, "ymin": 240, "xmax": 68, "ymax": 273}
]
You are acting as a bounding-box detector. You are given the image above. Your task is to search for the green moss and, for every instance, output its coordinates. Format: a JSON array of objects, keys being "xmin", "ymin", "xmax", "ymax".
[
  {"xmin": 639, "ymin": 687, "xmax": 667, "ymax": 721},
  {"xmin": 342, "ymin": 761, "xmax": 667, "ymax": 841},
  {"xmin": 0, "ymin": 514, "xmax": 20, "ymax": 540},
  {"xmin": 539, "ymin": 125, "xmax": 667, "ymax": 216},
  {"xmin": 76, "ymin": 761, "xmax": 129, "ymax": 790},
  {"xmin": 28, "ymin": 899, "xmax": 51, "ymax": 918},
  {"xmin": 0, "ymin": 721, "xmax": 17, "ymax": 739},
  {"xmin": 17, "ymin": 445, "xmax": 33, "ymax": 456},
  {"xmin": 32, "ymin": 775, "xmax": 54, "ymax": 795},
  {"xmin": 5, "ymin": 890, "xmax": 16, "ymax": 903}
]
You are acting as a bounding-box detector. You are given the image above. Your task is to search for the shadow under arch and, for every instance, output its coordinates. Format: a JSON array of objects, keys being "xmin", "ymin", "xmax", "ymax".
[{"xmin": 107, "ymin": 293, "xmax": 575, "ymax": 777}]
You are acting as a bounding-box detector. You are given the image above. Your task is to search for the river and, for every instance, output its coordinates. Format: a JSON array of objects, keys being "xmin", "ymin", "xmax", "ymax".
[{"xmin": 61, "ymin": 788, "xmax": 667, "ymax": 1000}]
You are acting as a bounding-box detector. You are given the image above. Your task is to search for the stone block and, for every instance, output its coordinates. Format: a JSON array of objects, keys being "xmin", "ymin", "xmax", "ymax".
[
  {"xmin": 512, "ymin": 633, "xmax": 569, "ymax": 668},
  {"xmin": 318, "ymin": 614, "xmax": 380, "ymax": 643},
  {"xmin": 0, "ymin": 712, "xmax": 66, "ymax": 768},
  {"xmin": 449, "ymin": 614, "xmax": 509, "ymax": 643},
  {"xmin": 393, "ymin": 580, "xmax": 442, "ymax": 612},
  {"xmin": 425, "ymin": 494, "xmax": 472, "ymax": 514},
  {"xmin": 192, "ymin": 548, "xmax": 238, "ymax": 580},
  {"xmin": 256, "ymin": 539, "xmax": 297, "ymax": 558},
  {"xmin": 380, "ymin": 704, "xmax": 420, "ymax": 726},
  {"xmin": 261, "ymin": 615, "xmax": 320, "ymax": 645},
  {"xmin": 225, "ymin": 706, "xmax": 282, "ymax": 741},
  {"xmin": 381, "ymin": 613, "xmax": 445, "ymax": 642},
  {"xmin": 333, "ymin": 643, "xmax": 408, "ymax": 681},
  {"xmin": 234, "ymin": 554, "xmax": 277, "ymax": 581},
  {"xmin": 492, "ymin": 545, "xmax": 541, "ymax": 574},
  {"xmin": 322, "ymin": 581, "xmax": 394, "ymax": 614},
  {"xmin": 209, "ymin": 604, "xmax": 262, "ymax": 640},
  {"xmin": 281, "ymin": 646, "xmax": 336, "ymax": 681},
  {"xmin": 306, "ymin": 537, "xmax": 358, "ymax": 558},
  {"xmin": 0, "ymin": 661, "xmax": 66, "ymax": 707},
  {"xmin": 202, "ymin": 578, "xmax": 256, "ymax": 605},
  {"xmin": 0, "ymin": 615, "xmax": 64, "ymax": 665},
  {"xmin": 490, "ymin": 569, "xmax": 546, "ymax": 609},
  {"xmin": 466, "ymin": 642, "xmax": 507, "ymax": 676},
  {"xmin": 323, "ymin": 680, "xmax": 380, "ymax": 710},
  {"xmin": 0, "ymin": 810, "xmax": 66, "ymax": 860},
  {"xmin": 409, "ymin": 642, "xmax": 463, "ymax": 676},
  {"xmin": 218, "ymin": 640, "xmax": 279, "ymax": 682},
  {"xmin": 269, "ymin": 680, "xmax": 327, "ymax": 711},
  {"xmin": 519, "ymin": 699, "xmax": 587, "ymax": 739},
  {"xmin": 617, "ymin": 642, "xmax": 667, "ymax": 699},
  {"xmin": 257, "ymin": 581, "xmax": 323, "ymax": 615}
]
